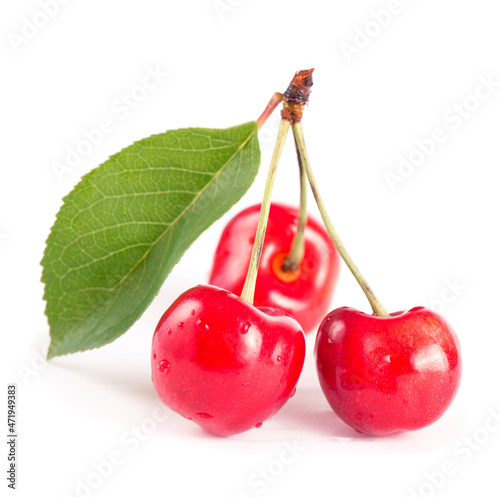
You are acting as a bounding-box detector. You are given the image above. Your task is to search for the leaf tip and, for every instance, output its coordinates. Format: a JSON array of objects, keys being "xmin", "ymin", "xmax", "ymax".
[{"xmin": 47, "ymin": 342, "xmax": 59, "ymax": 360}]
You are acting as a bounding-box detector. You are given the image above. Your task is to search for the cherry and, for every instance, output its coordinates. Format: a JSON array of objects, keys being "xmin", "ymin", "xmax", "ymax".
[
  {"xmin": 152, "ymin": 76, "xmax": 311, "ymax": 436},
  {"xmin": 315, "ymin": 306, "xmax": 462, "ymax": 435},
  {"xmin": 151, "ymin": 285, "xmax": 305, "ymax": 436},
  {"xmin": 289, "ymin": 103, "xmax": 462, "ymax": 435},
  {"xmin": 209, "ymin": 203, "xmax": 339, "ymax": 334}
]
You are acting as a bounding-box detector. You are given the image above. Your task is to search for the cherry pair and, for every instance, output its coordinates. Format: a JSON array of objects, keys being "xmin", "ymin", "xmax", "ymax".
[{"xmin": 151, "ymin": 70, "xmax": 462, "ymax": 437}]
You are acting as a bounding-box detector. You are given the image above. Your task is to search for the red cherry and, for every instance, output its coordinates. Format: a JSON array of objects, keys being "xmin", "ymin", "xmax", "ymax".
[
  {"xmin": 151, "ymin": 285, "xmax": 306, "ymax": 436},
  {"xmin": 315, "ymin": 306, "xmax": 462, "ymax": 435},
  {"xmin": 209, "ymin": 203, "xmax": 340, "ymax": 334}
]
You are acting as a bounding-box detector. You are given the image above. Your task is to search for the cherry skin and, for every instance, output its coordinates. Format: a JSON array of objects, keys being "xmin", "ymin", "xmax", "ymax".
[
  {"xmin": 209, "ymin": 203, "xmax": 340, "ymax": 334},
  {"xmin": 151, "ymin": 285, "xmax": 306, "ymax": 436},
  {"xmin": 315, "ymin": 306, "xmax": 462, "ymax": 435}
]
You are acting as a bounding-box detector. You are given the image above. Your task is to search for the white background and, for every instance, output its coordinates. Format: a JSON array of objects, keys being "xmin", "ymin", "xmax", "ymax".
[{"xmin": 2, "ymin": 1, "xmax": 500, "ymax": 496}]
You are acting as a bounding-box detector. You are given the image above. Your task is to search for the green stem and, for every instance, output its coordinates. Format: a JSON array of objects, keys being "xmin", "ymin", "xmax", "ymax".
[
  {"xmin": 240, "ymin": 118, "xmax": 291, "ymax": 304},
  {"xmin": 292, "ymin": 121, "xmax": 389, "ymax": 317},
  {"xmin": 283, "ymin": 137, "xmax": 307, "ymax": 271}
]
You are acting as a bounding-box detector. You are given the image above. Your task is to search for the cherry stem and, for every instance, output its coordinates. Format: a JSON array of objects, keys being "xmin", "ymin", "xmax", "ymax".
[
  {"xmin": 283, "ymin": 138, "xmax": 307, "ymax": 271},
  {"xmin": 256, "ymin": 92, "xmax": 284, "ymax": 129},
  {"xmin": 292, "ymin": 121, "xmax": 389, "ymax": 317},
  {"xmin": 240, "ymin": 118, "xmax": 291, "ymax": 304}
]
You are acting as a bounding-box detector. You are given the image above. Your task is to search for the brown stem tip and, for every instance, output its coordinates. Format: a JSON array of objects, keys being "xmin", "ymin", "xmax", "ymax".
[
  {"xmin": 284, "ymin": 69, "xmax": 315, "ymax": 105},
  {"xmin": 281, "ymin": 69, "xmax": 314, "ymax": 123}
]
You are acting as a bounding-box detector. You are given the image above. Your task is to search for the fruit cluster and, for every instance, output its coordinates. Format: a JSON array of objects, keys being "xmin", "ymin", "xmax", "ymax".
[{"xmin": 151, "ymin": 70, "xmax": 462, "ymax": 436}]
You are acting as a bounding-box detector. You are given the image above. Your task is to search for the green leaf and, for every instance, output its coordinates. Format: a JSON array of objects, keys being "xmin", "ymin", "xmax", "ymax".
[{"xmin": 42, "ymin": 122, "xmax": 261, "ymax": 358}]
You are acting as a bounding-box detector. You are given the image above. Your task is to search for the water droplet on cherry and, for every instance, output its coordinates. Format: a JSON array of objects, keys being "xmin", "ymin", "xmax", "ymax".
[
  {"xmin": 167, "ymin": 327, "xmax": 172, "ymax": 335},
  {"xmin": 277, "ymin": 356, "xmax": 283, "ymax": 363},
  {"xmin": 190, "ymin": 309, "xmax": 196, "ymax": 315},
  {"xmin": 290, "ymin": 387, "xmax": 297, "ymax": 398},
  {"xmin": 197, "ymin": 412, "xmax": 213, "ymax": 419},
  {"xmin": 153, "ymin": 352, "xmax": 157, "ymax": 360},
  {"xmin": 158, "ymin": 360, "xmax": 170, "ymax": 374},
  {"xmin": 196, "ymin": 317, "xmax": 210, "ymax": 332},
  {"xmin": 241, "ymin": 322, "xmax": 251, "ymax": 334},
  {"xmin": 178, "ymin": 322, "xmax": 184, "ymax": 330}
]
